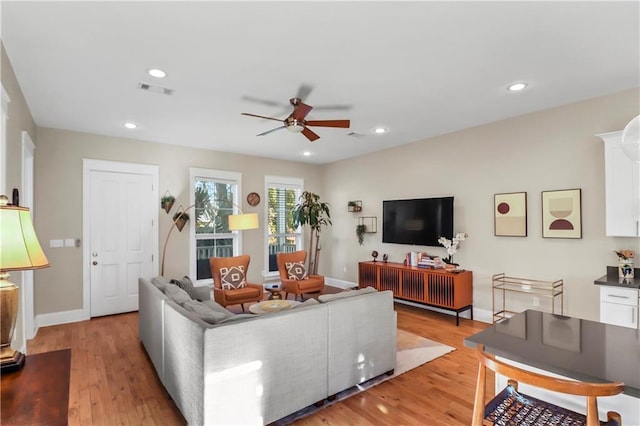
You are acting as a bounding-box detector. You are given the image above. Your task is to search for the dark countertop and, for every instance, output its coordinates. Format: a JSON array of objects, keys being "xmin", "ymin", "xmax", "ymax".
[
  {"xmin": 594, "ymin": 266, "xmax": 640, "ymax": 289},
  {"xmin": 464, "ymin": 310, "xmax": 640, "ymax": 398}
]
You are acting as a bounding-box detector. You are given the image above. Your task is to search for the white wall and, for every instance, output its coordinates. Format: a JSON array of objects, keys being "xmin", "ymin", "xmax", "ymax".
[{"xmin": 323, "ymin": 88, "xmax": 640, "ymax": 322}]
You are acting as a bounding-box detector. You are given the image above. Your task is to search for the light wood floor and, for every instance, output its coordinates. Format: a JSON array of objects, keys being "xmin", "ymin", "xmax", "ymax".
[{"xmin": 26, "ymin": 302, "xmax": 492, "ymax": 425}]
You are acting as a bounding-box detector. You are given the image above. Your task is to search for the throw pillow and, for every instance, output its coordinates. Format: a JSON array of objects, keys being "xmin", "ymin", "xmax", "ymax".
[
  {"xmin": 285, "ymin": 261, "xmax": 308, "ymax": 280},
  {"xmin": 181, "ymin": 300, "xmax": 228, "ymax": 324},
  {"xmin": 165, "ymin": 284, "xmax": 192, "ymax": 305},
  {"xmin": 170, "ymin": 275, "xmax": 198, "ymax": 299},
  {"xmin": 219, "ymin": 265, "xmax": 247, "ymax": 290},
  {"xmin": 151, "ymin": 276, "xmax": 169, "ymax": 292}
]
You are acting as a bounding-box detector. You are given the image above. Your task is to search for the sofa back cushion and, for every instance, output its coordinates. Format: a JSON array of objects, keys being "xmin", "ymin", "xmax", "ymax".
[
  {"xmin": 165, "ymin": 284, "xmax": 192, "ymax": 305},
  {"xmin": 318, "ymin": 286, "xmax": 377, "ymax": 303}
]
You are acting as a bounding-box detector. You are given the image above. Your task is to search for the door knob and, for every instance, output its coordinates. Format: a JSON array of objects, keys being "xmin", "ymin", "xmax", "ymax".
[{"xmin": 92, "ymin": 261, "xmax": 98, "ymax": 266}]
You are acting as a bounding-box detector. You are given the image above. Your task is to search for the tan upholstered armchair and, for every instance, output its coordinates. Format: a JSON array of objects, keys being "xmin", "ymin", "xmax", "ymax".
[
  {"xmin": 276, "ymin": 250, "xmax": 324, "ymax": 301},
  {"xmin": 209, "ymin": 255, "xmax": 263, "ymax": 311}
]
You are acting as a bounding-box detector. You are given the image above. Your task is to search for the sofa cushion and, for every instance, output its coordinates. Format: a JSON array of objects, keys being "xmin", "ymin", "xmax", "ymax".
[
  {"xmin": 170, "ymin": 276, "xmax": 199, "ymax": 299},
  {"xmin": 201, "ymin": 299, "xmax": 234, "ymax": 318},
  {"xmin": 219, "ymin": 265, "xmax": 247, "ymax": 290},
  {"xmin": 151, "ymin": 276, "xmax": 171, "ymax": 292},
  {"xmin": 181, "ymin": 300, "xmax": 228, "ymax": 324},
  {"xmin": 191, "ymin": 286, "xmax": 212, "ymax": 302},
  {"xmin": 318, "ymin": 286, "xmax": 377, "ymax": 303},
  {"xmin": 293, "ymin": 298, "xmax": 319, "ymax": 309},
  {"xmin": 165, "ymin": 284, "xmax": 192, "ymax": 305},
  {"xmin": 219, "ymin": 313, "xmax": 255, "ymax": 324},
  {"xmin": 285, "ymin": 261, "xmax": 308, "ymax": 280}
]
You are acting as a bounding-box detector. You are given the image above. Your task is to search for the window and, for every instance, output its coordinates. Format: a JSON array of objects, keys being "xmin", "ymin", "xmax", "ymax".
[
  {"xmin": 190, "ymin": 168, "xmax": 242, "ymax": 284},
  {"xmin": 265, "ymin": 176, "xmax": 303, "ymax": 274}
]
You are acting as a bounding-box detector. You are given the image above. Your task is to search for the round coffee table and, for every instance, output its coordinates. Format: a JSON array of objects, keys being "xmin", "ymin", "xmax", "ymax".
[
  {"xmin": 265, "ymin": 283, "xmax": 283, "ymax": 300},
  {"xmin": 249, "ymin": 300, "xmax": 301, "ymax": 315}
]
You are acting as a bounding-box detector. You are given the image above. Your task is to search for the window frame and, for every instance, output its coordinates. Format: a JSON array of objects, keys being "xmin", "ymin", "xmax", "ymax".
[
  {"xmin": 263, "ymin": 175, "xmax": 304, "ymax": 278},
  {"xmin": 189, "ymin": 168, "xmax": 243, "ymax": 286}
]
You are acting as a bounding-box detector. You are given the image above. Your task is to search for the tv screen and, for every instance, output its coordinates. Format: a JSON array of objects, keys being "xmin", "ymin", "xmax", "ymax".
[{"xmin": 382, "ymin": 197, "xmax": 454, "ymax": 246}]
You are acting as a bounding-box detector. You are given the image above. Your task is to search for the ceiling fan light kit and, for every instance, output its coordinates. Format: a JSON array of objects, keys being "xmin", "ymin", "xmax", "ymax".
[{"xmin": 242, "ymin": 95, "xmax": 350, "ymax": 142}]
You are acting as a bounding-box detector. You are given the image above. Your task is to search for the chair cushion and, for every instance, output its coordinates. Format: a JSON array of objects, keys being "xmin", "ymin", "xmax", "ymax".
[
  {"xmin": 285, "ymin": 261, "xmax": 308, "ymax": 280},
  {"xmin": 223, "ymin": 286, "xmax": 262, "ymax": 302},
  {"xmin": 219, "ymin": 265, "xmax": 247, "ymax": 289},
  {"xmin": 485, "ymin": 384, "xmax": 587, "ymax": 426}
]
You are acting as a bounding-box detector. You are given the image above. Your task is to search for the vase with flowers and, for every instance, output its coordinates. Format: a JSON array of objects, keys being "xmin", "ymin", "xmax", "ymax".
[
  {"xmin": 438, "ymin": 232, "xmax": 468, "ymax": 270},
  {"xmin": 615, "ymin": 250, "xmax": 635, "ymax": 279}
]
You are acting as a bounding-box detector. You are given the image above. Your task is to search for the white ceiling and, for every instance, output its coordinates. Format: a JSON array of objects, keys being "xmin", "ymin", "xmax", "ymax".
[{"xmin": 2, "ymin": 1, "xmax": 639, "ymax": 164}]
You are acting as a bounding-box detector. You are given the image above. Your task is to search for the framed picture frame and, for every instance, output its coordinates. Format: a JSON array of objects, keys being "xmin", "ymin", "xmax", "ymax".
[
  {"xmin": 541, "ymin": 188, "xmax": 582, "ymax": 239},
  {"xmin": 494, "ymin": 192, "xmax": 527, "ymax": 237}
]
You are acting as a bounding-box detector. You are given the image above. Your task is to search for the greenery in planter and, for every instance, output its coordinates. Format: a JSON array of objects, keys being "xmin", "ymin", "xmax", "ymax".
[
  {"xmin": 293, "ymin": 191, "xmax": 332, "ymax": 275},
  {"xmin": 173, "ymin": 211, "xmax": 190, "ymax": 232},
  {"xmin": 161, "ymin": 194, "xmax": 176, "ymax": 213},
  {"xmin": 356, "ymin": 224, "xmax": 366, "ymax": 245}
]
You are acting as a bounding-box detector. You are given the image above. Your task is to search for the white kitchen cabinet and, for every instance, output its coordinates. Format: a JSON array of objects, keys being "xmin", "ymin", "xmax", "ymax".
[
  {"xmin": 600, "ymin": 286, "xmax": 639, "ymax": 329},
  {"xmin": 597, "ymin": 130, "xmax": 640, "ymax": 237}
]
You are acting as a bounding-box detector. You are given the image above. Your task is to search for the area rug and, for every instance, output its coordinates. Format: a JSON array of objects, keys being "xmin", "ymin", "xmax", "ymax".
[{"xmin": 272, "ymin": 330, "xmax": 455, "ymax": 425}]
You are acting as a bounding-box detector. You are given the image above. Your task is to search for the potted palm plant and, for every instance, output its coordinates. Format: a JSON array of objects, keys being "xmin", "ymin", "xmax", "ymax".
[{"xmin": 293, "ymin": 191, "xmax": 332, "ymax": 275}]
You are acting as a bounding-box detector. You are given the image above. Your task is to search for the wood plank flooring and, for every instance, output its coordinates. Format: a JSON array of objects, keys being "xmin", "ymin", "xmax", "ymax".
[{"xmin": 26, "ymin": 299, "xmax": 492, "ymax": 425}]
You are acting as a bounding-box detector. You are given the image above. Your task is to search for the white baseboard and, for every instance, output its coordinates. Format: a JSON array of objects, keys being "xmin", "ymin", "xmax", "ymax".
[
  {"xmin": 34, "ymin": 308, "xmax": 89, "ymax": 337},
  {"xmin": 325, "ymin": 277, "xmax": 358, "ymax": 289}
]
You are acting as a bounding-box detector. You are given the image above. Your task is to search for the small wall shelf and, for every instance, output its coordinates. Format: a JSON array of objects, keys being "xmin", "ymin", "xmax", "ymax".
[
  {"xmin": 492, "ymin": 273, "xmax": 563, "ymax": 323},
  {"xmin": 348, "ymin": 200, "xmax": 362, "ymax": 212},
  {"xmin": 358, "ymin": 216, "xmax": 377, "ymax": 233}
]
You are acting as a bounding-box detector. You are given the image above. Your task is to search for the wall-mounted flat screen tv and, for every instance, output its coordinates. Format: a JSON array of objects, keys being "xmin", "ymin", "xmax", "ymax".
[{"xmin": 382, "ymin": 197, "xmax": 454, "ymax": 246}]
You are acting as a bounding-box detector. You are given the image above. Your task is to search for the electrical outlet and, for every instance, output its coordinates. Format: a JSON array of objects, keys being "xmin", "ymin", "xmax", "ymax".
[
  {"xmin": 343, "ymin": 266, "xmax": 347, "ymax": 273},
  {"xmin": 533, "ymin": 297, "xmax": 540, "ymax": 306}
]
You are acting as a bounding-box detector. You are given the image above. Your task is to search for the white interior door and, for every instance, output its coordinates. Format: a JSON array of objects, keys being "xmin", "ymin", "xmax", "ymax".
[{"xmin": 89, "ymin": 170, "xmax": 154, "ymax": 317}]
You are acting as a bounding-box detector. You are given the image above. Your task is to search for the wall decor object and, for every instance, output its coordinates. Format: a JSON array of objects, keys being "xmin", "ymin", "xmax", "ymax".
[
  {"xmin": 247, "ymin": 192, "xmax": 261, "ymax": 207},
  {"xmin": 347, "ymin": 200, "xmax": 362, "ymax": 212},
  {"xmin": 358, "ymin": 216, "xmax": 377, "ymax": 233},
  {"xmin": 541, "ymin": 188, "xmax": 582, "ymax": 239},
  {"xmin": 161, "ymin": 191, "xmax": 175, "ymax": 214},
  {"xmin": 494, "ymin": 192, "xmax": 527, "ymax": 237}
]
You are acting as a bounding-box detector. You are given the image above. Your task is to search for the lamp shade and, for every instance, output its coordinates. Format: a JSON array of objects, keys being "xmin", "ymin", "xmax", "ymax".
[
  {"xmin": 228, "ymin": 213, "xmax": 259, "ymax": 231},
  {"xmin": 0, "ymin": 204, "xmax": 49, "ymax": 271}
]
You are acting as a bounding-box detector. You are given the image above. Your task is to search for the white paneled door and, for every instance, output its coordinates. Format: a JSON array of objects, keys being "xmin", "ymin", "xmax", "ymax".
[{"xmin": 89, "ymin": 169, "xmax": 155, "ymax": 317}]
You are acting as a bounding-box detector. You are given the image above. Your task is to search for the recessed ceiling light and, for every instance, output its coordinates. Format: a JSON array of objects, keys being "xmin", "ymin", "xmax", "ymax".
[
  {"xmin": 124, "ymin": 122, "xmax": 137, "ymax": 129},
  {"xmin": 302, "ymin": 151, "xmax": 311, "ymax": 157},
  {"xmin": 373, "ymin": 127, "xmax": 387, "ymax": 134},
  {"xmin": 148, "ymin": 69, "xmax": 167, "ymax": 78},
  {"xmin": 507, "ymin": 82, "xmax": 528, "ymax": 92}
]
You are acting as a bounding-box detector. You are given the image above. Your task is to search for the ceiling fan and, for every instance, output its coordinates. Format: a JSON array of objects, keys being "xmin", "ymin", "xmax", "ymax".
[{"xmin": 241, "ymin": 97, "xmax": 350, "ymax": 142}]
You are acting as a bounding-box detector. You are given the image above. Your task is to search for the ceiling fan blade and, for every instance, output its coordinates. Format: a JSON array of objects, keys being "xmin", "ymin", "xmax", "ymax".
[
  {"xmin": 295, "ymin": 84, "xmax": 313, "ymax": 101},
  {"xmin": 305, "ymin": 119, "xmax": 350, "ymax": 128},
  {"xmin": 257, "ymin": 126, "xmax": 286, "ymax": 136},
  {"xmin": 241, "ymin": 112, "xmax": 284, "ymax": 123},
  {"xmin": 312, "ymin": 104, "xmax": 352, "ymax": 111},
  {"xmin": 241, "ymin": 95, "xmax": 286, "ymax": 108},
  {"xmin": 292, "ymin": 102, "xmax": 313, "ymax": 121},
  {"xmin": 301, "ymin": 127, "xmax": 320, "ymax": 142}
]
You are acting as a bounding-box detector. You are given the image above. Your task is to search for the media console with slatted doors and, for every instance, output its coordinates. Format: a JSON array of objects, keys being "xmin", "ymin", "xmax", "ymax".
[{"xmin": 358, "ymin": 261, "xmax": 473, "ymax": 325}]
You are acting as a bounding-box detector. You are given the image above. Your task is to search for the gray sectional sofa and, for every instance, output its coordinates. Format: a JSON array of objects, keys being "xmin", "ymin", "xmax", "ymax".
[{"xmin": 138, "ymin": 276, "xmax": 397, "ymax": 425}]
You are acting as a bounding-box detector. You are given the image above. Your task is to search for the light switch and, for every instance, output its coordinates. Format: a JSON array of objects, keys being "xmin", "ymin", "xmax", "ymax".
[
  {"xmin": 64, "ymin": 239, "xmax": 75, "ymax": 247},
  {"xmin": 50, "ymin": 239, "xmax": 63, "ymax": 248}
]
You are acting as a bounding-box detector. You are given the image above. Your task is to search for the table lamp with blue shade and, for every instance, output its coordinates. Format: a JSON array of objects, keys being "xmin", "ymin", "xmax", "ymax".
[{"xmin": 0, "ymin": 195, "xmax": 49, "ymax": 372}]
